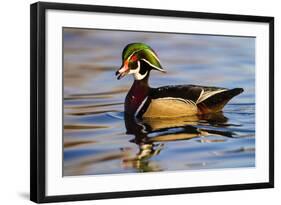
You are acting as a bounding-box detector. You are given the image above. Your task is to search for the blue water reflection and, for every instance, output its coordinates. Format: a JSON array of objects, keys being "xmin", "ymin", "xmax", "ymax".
[{"xmin": 63, "ymin": 28, "xmax": 255, "ymax": 176}]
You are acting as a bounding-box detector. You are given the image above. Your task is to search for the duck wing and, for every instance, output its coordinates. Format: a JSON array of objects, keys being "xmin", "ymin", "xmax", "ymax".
[
  {"xmin": 148, "ymin": 85, "xmax": 243, "ymax": 114},
  {"xmin": 195, "ymin": 86, "xmax": 244, "ymax": 113},
  {"xmin": 150, "ymin": 85, "xmax": 228, "ymax": 103}
]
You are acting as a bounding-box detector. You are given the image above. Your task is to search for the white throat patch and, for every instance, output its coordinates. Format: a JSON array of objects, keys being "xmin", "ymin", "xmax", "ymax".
[{"xmin": 129, "ymin": 61, "xmax": 148, "ymax": 80}]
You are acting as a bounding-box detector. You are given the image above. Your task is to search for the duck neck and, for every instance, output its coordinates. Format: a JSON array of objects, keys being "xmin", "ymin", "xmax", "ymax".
[
  {"xmin": 133, "ymin": 72, "xmax": 150, "ymax": 87},
  {"xmin": 125, "ymin": 73, "xmax": 150, "ymax": 116}
]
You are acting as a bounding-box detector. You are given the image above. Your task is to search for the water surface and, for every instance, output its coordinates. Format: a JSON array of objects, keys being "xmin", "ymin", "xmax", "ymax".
[{"xmin": 63, "ymin": 28, "xmax": 255, "ymax": 176}]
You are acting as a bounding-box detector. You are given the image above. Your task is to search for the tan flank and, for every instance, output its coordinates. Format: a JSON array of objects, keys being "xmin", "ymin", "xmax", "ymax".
[{"xmin": 142, "ymin": 98, "xmax": 198, "ymax": 118}]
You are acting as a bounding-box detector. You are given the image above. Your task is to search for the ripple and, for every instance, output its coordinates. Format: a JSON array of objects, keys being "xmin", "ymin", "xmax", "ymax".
[
  {"xmin": 106, "ymin": 112, "xmax": 124, "ymax": 120},
  {"xmin": 63, "ymin": 28, "xmax": 255, "ymax": 175},
  {"xmin": 64, "ymin": 140, "xmax": 97, "ymax": 148},
  {"xmin": 66, "ymin": 109, "xmax": 120, "ymax": 116},
  {"xmin": 65, "ymin": 88, "xmax": 128, "ymax": 100},
  {"xmin": 65, "ymin": 102, "xmax": 123, "ymax": 109},
  {"xmin": 64, "ymin": 124, "xmax": 109, "ymax": 130}
]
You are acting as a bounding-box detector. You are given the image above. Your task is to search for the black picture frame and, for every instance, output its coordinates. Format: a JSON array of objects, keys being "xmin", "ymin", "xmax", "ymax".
[{"xmin": 30, "ymin": 2, "xmax": 274, "ymax": 203}]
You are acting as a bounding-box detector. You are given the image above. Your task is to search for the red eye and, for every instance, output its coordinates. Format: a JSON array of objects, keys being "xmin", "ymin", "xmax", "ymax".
[{"xmin": 131, "ymin": 55, "xmax": 138, "ymax": 62}]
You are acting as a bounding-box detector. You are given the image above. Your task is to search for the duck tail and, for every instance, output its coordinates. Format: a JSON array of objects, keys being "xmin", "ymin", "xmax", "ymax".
[{"xmin": 197, "ymin": 88, "xmax": 244, "ymax": 114}]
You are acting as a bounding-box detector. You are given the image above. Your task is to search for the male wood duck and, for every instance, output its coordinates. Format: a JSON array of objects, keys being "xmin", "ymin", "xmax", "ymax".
[{"xmin": 116, "ymin": 43, "xmax": 244, "ymax": 119}]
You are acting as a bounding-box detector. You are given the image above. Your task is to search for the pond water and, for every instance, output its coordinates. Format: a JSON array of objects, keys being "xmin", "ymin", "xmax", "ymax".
[{"xmin": 63, "ymin": 28, "xmax": 255, "ymax": 176}]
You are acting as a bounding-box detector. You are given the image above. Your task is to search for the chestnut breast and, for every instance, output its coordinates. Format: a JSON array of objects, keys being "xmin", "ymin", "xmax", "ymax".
[{"xmin": 125, "ymin": 81, "xmax": 149, "ymax": 115}]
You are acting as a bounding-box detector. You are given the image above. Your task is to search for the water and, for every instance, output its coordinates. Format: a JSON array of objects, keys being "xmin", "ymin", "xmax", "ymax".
[{"xmin": 63, "ymin": 28, "xmax": 255, "ymax": 176}]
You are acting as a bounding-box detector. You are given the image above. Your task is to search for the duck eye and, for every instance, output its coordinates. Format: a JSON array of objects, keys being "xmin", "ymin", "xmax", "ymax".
[
  {"xmin": 128, "ymin": 60, "xmax": 138, "ymax": 70},
  {"xmin": 130, "ymin": 55, "xmax": 138, "ymax": 62}
]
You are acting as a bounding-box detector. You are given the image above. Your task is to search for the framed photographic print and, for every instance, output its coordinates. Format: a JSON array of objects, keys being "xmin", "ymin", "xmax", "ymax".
[{"xmin": 30, "ymin": 2, "xmax": 274, "ymax": 203}]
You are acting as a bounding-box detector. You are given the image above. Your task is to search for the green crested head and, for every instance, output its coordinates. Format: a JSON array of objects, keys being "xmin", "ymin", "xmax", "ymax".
[{"xmin": 116, "ymin": 43, "xmax": 165, "ymax": 80}]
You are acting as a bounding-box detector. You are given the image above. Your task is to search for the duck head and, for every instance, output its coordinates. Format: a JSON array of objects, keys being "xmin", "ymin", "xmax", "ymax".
[{"xmin": 116, "ymin": 43, "xmax": 166, "ymax": 80}]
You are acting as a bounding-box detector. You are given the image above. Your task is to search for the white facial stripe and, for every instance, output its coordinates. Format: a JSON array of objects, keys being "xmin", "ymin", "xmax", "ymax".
[
  {"xmin": 140, "ymin": 58, "xmax": 164, "ymax": 72},
  {"xmin": 126, "ymin": 48, "xmax": 159, "ymax": 62},
  {"xmin": 126, "ymin": 49, "xmax": 143, "ymax": 61},
  {"xmin": 128, "ymin": 61, "xmax": 140, "ymax": 75},
  {"xmin": 129, "ymin": 61, "xmax": 148, "ymax": 80},
  {"xmin": 146, "ymin": 49, "xmax": 160, "ymax": 62}
]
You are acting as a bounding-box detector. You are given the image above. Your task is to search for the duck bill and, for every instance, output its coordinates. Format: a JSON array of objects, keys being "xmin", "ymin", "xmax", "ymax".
[{"xmin": 116, "ymin": 63, "xmax": 129, "ymax": 80}]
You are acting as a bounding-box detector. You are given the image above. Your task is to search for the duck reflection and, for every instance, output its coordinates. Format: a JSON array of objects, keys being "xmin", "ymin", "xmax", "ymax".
[{"xmin": 122, "ymin": 112, "xmax": 236, "ymax": 172}]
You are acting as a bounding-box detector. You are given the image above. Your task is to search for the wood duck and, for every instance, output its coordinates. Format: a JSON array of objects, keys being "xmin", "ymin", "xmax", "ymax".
[{"xmin": 116, "ymin": 43, "xmax": 244, "ymax": 119}]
